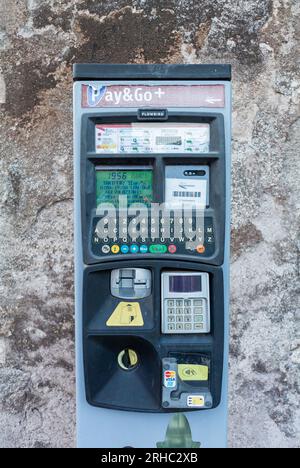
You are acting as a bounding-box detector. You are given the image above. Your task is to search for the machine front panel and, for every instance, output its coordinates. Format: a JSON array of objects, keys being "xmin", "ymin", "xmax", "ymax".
[{"xmin": 74, "ymin": 65, "xmax": 231, "ymax": 448}]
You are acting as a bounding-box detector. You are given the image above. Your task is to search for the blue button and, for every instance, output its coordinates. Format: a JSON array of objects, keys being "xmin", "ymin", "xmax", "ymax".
[
  {"xmin": 140, "ymin": 245, "xmax": 148, "ymax": 254},
  {"xmin": 121, "ymin": 245, "xmax": 129, "ymax": 254},
  {"xmin": 130, "ymin": 244, "xmax": 139, "ymax": 254}
]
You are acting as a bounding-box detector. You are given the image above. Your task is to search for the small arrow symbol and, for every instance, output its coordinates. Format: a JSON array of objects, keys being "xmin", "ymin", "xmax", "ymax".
[
  {"xmin": 179, "ymin": 184, "xmax": 195, "ymax": 189},
  {"xmin": 206, "ymin": 97, "xmax": 223, "ymax": 104}
]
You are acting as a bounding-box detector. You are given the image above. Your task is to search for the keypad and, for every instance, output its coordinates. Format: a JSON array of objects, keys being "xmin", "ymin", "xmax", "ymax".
[
  {"xmin": 163, "ymin": 298, "xmax": 209, "ymax": 334},
  {"xmin": 92, "ymin": 214, "xmax": 215, "ymax": 258}
]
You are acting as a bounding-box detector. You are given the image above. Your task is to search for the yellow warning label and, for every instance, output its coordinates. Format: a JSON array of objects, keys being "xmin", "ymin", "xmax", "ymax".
[
  {"xmin": 106, "ymin": 302, "xmax": 144, "ymax": 327},
  {"xmin": 178, "ymin": 364, "xmax": 208, "ymax": 382}
]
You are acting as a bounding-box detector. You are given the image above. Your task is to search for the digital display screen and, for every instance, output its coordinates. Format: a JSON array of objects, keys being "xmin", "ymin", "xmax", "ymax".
[
  {"xmin": 96, "ymin": 169, "xmax": 153, "ymax": 207},
  {"xmin": 169, "ymin": 276, "xmax": 202, "ymax": 293}
]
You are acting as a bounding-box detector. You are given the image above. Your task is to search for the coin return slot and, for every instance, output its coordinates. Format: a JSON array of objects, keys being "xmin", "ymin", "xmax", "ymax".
[{"xmin": 118, "ymin": 349, "xmax": 139, "ymax": 371}]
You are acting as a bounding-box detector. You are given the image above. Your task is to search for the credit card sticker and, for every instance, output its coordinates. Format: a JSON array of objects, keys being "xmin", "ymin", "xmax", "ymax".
[{"xmin": 164, "ymin": 370, "xmax": 177, "ymax": 388}]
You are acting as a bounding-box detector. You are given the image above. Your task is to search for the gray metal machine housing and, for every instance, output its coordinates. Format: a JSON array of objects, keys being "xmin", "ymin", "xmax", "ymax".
[{"xmin": 73, "ymin": 64, "xmax": 231, "ymax": 448}]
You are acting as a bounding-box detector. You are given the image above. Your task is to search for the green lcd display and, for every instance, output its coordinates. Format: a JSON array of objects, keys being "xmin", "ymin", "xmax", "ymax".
[{"xmin": 96, "ymin": 167, "xmax": 153, "ymax": 207}]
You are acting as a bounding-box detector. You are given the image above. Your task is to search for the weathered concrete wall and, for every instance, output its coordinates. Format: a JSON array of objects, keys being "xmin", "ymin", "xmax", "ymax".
[{"xmin": 0, "ymin": 0, "xmax": 299, "ymax": 448}]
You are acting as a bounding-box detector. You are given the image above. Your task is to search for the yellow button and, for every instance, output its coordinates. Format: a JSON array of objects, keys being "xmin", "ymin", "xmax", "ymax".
[
  {"xmin": 111, "ymin": 245, "xmax": 120, "ymax": 254},
  {"xmin": 196, "ymin": 245, "xmax": 206, "ymax": 254}
]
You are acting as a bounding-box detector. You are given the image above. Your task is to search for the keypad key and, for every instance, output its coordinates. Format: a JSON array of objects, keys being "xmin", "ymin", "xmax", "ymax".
[
  {"xmin": 168, "ymin": 308, "xmax": 175, "ymax": 315},
  {"xmin": 149, "ymin": 244, "xmax": 167, "ymax": 253},
  {"xmin": 168, "ymin": 324, "xmax": 176, "ymax": 331},
  {"xmin": 184, "ymin": 315, "xmax": 192, "ymax": 323},
  {"xmin": 176, "ymin": 300, "xmax": 183, "ymax": 307},
  {"xmin": 176, "ymin": 324, "xmax": 184, "ymax": 331},
  {"xmin": 184, "ymin": 300, "xmax": 192, "ymax": 306},
  {"xmin": 194, "ymin": 307, "xmax": 204, "ymax": 314},
  {"xmin": 168, "ymin": 316, "xmax": 175, "ymax": 323},
  {"xmin": 194, "ymin": 323, "xmax": 204, "ymax": 330},
  {"xmin": 184, "ymin": 307, "xmax": 192, "ymax": 314},
  {"xmin": 184, "ymin": 323, "xmax": 192, "ymax": 331},
  {"xmin": 176, "ymin": 316, "xmax": 184, "ymax": 323},
  {"xmin": 176, "ymin": 308, "xmax": 184, "ymax": 315},
  {"xmin": 168, "ymin": 244, "xmax": 177, "ymax": 254},
  {"xmin": 194, "ymin": 315, "xmax": 204, "ymax": 323},
  {"xmin": 193, "ymin": 300, "xmax": 204, "ymax": 307},
  {"xmin": 167, "ymin": 300, "xmax": 174, "ymax": 307},
  {"xmin": 101, "ymin": 245, "xmax": 110, "ymax": 254}
]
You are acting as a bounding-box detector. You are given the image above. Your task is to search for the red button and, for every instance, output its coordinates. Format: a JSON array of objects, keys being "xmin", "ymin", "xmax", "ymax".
[
  {"xmin": 168, "ymin": 244, "xmax": 177, "ymax": 254},
  {"xmin": 196, "ymin": 245, "xmax": 206, "ymax": 254}
]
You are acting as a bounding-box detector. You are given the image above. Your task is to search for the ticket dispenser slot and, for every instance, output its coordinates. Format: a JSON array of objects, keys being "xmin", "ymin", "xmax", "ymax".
[
  {"xmin": 74, "ymin": 63, "xmax": 231, "ymax": 448},
  {"xmin": 111, "ymin": 268, "xmax": 151, "ymax": 299}
]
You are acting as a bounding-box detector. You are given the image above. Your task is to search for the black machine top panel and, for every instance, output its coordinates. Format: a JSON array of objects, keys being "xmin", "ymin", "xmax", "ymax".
[{"xmin": 73, "ymin": 64, "xmax": 232, "ymax": 82}]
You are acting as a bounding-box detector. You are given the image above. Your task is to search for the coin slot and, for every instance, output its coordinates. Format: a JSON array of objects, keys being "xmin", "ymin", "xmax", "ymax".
[{"xmin": 118, "ymin": 349, "xmax": 139, "ymax": 371}]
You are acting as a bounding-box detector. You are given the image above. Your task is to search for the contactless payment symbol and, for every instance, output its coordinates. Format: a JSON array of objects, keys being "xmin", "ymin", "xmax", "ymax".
[
  {"xmin": 164, "ymin": 370, "xmax": 177, "ymax": 389},
  {"xmin": 178, "ymin": 364, "xmax": 208, "ymax": 382},
  {"xmin": 87, "ymin": 85, "xmax": 106, "ymax": 107}
]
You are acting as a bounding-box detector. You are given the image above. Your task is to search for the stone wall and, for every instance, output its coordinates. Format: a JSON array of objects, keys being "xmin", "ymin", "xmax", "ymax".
[{"xmin": 0, "ymin": 0, "xmax": 299, "ymax": 448}]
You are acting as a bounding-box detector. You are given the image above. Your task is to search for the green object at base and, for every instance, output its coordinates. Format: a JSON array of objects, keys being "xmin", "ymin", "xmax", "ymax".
[{"xmin": 156, "ymin": 414, "xmax": 201, "ymax": 448}]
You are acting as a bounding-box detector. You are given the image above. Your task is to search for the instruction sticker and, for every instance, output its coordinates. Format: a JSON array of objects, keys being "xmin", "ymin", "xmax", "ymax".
[
  {"xmin": 106, "ymin": 302, "xmax": 144, "ymax": 327},
  {"xmin": 164, "ymin": 370, "xmax": 177, "ymax": 389},
  {"xmin": 95, "ymin": 126, "xmax": 119, "ymax": 153},
  {"xmin": 95, "ymin": 124, "xmax": 210, "ymax": 154},
  {"xmin": 165, "ymin": 177, "xmax": 207, "ymax": 208}
]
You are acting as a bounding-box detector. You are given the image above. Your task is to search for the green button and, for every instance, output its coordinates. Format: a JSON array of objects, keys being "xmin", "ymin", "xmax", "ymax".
[{"xmin": 149, "ymin": 244, "xmax": 167, "ymax": 254}]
